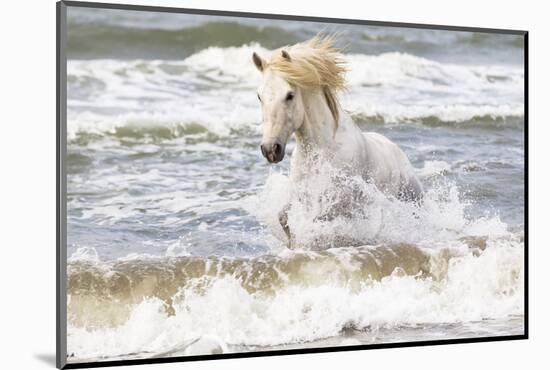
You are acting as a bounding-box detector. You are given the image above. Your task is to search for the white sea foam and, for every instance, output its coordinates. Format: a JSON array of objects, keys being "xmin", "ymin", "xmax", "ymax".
[
  {"xmin": 68, "ymin": 246, "xmax": 101, "ymax": 263},
  {"xmin": 66, "ymin": 155, "xmax": 523, "ymax": 363},
  {"xmin": 66, "ymin": 43, "xmax": 525, "ymax": 362},
  {"xmin": 67, "ymin": 160, "xmax": 523, "ymax": 361},
  {"xmin": 418, "ymin": 160, "xmax": 452, "ymax": 177},
  {"xmin": 67, "ymin": 45, "xmax": 524, "ymax": 142},
  {"xmin": 247, "ymin": 163, "xmax": 508, "ymax": 248},
  {"xmin": 67, "ymin": 236, "xmax": 523, "ymax": 360}
]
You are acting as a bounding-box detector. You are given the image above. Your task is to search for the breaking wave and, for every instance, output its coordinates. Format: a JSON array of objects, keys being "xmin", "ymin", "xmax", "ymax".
[
  {"xmin": 64, "ymin": 21, "xmax": 525, "ymax": 362},
  {"xmin": 67, "ymin": 159, "xmax": 524, "ymax": 361},
  {"xmin": 67, "ymin": 45, "xmax": 524, "ymax": 143},
  {"xmin": 67, "ymin": 235, "xmax": 523, "ymax": 360}
]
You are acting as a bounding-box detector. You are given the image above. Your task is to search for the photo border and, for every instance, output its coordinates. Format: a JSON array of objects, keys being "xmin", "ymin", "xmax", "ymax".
[{"xmin": 56, "ymin": 1, "xmax": 529, "ymax": 368}]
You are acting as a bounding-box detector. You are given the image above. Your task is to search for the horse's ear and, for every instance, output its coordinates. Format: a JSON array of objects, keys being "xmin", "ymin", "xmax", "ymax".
[
  {"xmin": 281, "ymin": 50, "xmax": 291, "ymax": 61},
  {"xmin": 252, "ymin": 52, "xmax": 265, "ymax": 72}
]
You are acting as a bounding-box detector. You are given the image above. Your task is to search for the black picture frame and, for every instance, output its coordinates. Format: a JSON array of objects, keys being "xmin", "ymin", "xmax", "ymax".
[{"xmin": 56, "ymin": 1, "xmax": 529, "ymax": 368}]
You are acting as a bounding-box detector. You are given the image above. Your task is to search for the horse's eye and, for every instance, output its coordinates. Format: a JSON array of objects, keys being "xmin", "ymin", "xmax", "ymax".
[
  {"xmin": 257, "ymin": 93, "xmax": 261, "ymax": 102},
  {"xmin": 285, "ymin": 92, "xmax": 295, "ymax": 101}
]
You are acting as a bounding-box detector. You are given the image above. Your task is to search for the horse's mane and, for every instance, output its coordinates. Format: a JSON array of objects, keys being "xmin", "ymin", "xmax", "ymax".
[{"xmin": 268, "ymin": 35, "xmax": 347, "ymax": 131}]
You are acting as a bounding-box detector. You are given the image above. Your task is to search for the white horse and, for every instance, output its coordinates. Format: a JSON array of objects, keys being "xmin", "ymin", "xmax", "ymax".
[{"xmin": 252, "ymin": 36, "xmax": 422, "ymax": 246}]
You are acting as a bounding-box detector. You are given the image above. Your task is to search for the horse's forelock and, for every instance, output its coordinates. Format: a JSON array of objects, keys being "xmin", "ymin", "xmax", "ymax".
[{"xmin": 267, "ymin": 35, "xmax": 346, "ymax": 133}]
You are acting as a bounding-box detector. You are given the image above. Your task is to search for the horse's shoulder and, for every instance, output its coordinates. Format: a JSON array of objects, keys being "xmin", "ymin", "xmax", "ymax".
[
  {"xmin": 363, "ymin": 132, "xmax": 399, "ymax": 150},
  {"xmin": 363, "ymin": 131, "xmax": 390, "ymax": 141}
]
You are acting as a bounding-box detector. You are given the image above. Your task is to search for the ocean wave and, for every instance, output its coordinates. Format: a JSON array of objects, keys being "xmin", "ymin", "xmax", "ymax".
[
  {"xmin": 351, "ymin": 109, "xmax": 524, "ymax": 128},
  {"xmin": 66, "ymin": 166, "xmax": 525, "ymax": 361},
  {"xmin": 361, "ymin": 29, "xmax": 524, "ymax": 50},
  {"xmin": 66, "ymin": 109, "xmax": 523, "ymax": 144},
  {"xmin": 456, "ymin": 32, "xmax": 524, "ymax": 49},
  {"xmin": 249, "ymin": 163, "xmax": 512, "ymax": 249},
  {"xmin": 67, "ymin": 112, "xmax": 243, "ymax": 143},
  {"xmin": 64, "ymin": 20, "xmax": 525, "ymax": 362},
  {"xmin": 67, "ymin": 236, "xmax": 523, "ymax": 360},
  {"xmin": 68, "ymin": 244, "xmax": 435, "ymax": 327},
  {"xmin": 67, "ymin": 21, "xmax": 302, "ymax": 59},
  {"xmin": 67, "ymin": 46, "xmax": 524, "ymax": 143},
  {"xmin": 345, "ymin": 52, "xmax": 523, "ymax": 87},
  {"xmin": 66, "ymin": 6, "xmax": 524, "ymax": 66}
]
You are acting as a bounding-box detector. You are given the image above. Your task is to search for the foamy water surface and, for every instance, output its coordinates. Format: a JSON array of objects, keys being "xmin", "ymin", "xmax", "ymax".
[{"xmin": 65, "ymin": 6, "xmax": 525, "ymax": 363}]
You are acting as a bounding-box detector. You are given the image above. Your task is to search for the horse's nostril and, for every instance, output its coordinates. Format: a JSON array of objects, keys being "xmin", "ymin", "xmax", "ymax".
[
  {"xmin": 260, "ymin": 144, "xmax": 267, "ymax": 158},
  {"xmin": 273, "ymin": 143, "xmax": 281, "ymax": 155}
]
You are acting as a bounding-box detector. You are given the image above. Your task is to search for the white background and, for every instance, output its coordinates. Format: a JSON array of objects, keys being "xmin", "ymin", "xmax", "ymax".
[{"xmin": 0, "ymin": 0, "xmax": 546, "ymax": 368}]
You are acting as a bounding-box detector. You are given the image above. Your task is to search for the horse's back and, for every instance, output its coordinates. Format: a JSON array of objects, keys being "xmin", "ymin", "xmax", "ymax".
[{"xmin": 361, "ymin": 132, "xmax": 422, "ymax": 200}]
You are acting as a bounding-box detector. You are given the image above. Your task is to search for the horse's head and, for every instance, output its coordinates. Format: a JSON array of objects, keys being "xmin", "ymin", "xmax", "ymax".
[
  {"xmin": 252, "ymin": 50, "xmax": 306, "ymax": 164},
  {"xmin": 252, "ymin": 37, "xmax": 346, "ymax": 164}
]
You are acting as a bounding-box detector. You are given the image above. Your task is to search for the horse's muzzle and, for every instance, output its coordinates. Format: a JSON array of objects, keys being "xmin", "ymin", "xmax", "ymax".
[{"xmin": 260, "ymin": 141, "xmax": 285, "ymax": 163}]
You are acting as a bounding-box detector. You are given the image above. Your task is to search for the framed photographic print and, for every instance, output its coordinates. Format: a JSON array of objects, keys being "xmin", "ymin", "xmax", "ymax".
[{"xmin": 56, "ymin": 1, "xmax": 528, "ymax": 368}]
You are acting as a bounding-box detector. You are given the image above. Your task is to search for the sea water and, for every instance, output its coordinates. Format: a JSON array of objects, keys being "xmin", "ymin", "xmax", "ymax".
[{"xmin": 65, "ymin": 7, "xmax": 525, "ymax": 362}]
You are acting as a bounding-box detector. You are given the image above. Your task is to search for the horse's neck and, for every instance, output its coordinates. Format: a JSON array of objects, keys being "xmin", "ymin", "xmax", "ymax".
[
  {"xmin": 290, "ymin": 91, "xmax": 340, "ymax": 183},
  {"xmin": 294, "ymin": 91, "xmax": 337, "ymax": 156}
]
